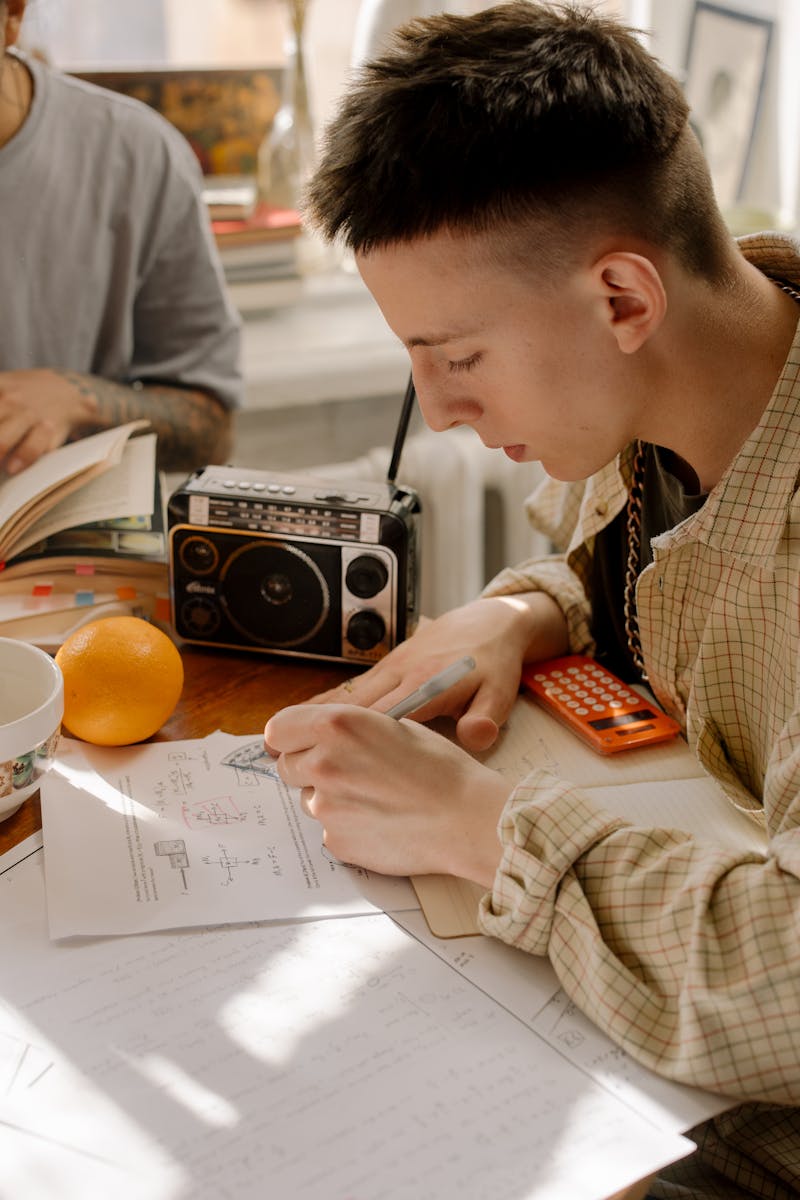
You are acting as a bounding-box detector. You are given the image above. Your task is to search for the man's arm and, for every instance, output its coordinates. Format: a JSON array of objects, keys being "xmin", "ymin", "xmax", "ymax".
[
  {"xmin": 69, "ymin": 373, "xmax": 233, "ymax": 470},
  {"xmin": 480, "ymin": 763, "xmax": 800, "ymax": 1106},
  {"xmin": 0, "ymin": 368, "xmax": 232, "ymax": 474}
]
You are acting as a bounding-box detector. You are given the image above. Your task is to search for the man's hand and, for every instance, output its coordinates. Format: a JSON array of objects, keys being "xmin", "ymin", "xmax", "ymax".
[
  {"xmin": 306, "ymin": 593, "xmax": 569, "ymax": 752},
  {"xmin": 0, "ymin": 369, "xmax": 98, "ymax": 473},
  {"xmin": 265, "ymin": 702, "xmax": 511, "ymax": 885}
]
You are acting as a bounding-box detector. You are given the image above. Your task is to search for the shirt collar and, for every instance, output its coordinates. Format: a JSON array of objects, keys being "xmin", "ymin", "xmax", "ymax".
[{"xmin": 660, "ymin": 235, "xmax": 800, "ymax": 565}]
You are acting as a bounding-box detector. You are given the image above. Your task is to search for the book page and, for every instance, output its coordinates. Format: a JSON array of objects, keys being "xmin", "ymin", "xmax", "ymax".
[
  {"xmin": 41, "ymin": 732, "xmax": 417, "ymax": 938},
  {"xmin": 0, "ymin": 420, "xmax": 149, "ymax": 560},
  {"xmin": 0, "ymin": 850, "xmax": 692, "ymax": 1200},
  {"xmin": 10, "ymin": 433, "xmax": 156, "ymax": 558}
]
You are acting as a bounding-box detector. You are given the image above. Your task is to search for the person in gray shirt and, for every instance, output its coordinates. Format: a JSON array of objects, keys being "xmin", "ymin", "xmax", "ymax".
[{"xmin": 0, "ymin": 0, "xmax": 242, "ymax": 475}]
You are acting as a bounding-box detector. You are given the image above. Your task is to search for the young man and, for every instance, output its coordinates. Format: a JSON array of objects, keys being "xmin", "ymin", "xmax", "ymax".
[
  {"xmin": 264, "ymin": 4, "xmax": 800, "ymax": 1195},
  {"xmin": 0, "ymin": 0, "xmax": 241, "ymax": 473}
]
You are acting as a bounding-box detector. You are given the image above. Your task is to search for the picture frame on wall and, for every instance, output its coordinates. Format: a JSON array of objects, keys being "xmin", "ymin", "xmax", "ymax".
[{"xmin": 683, "ymin": 2, "xmax": 773, "ymax": 212}]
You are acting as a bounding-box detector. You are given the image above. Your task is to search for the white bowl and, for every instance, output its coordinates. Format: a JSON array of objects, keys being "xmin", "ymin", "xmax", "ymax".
[{"xmin": 0, "ymin": 638, "xmax": 64, "ymax": 821}]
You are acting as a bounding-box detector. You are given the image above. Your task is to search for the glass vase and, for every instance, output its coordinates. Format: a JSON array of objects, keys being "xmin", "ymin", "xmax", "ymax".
[{"xmin": 257, "ymin": 0, "xmax": 315, "ymax": 213}]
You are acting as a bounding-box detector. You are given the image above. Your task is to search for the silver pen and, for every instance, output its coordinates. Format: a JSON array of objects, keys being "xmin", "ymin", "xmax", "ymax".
[{"xmin": 385, "ymin": 655, "xmax": 477, "ymax": 720}]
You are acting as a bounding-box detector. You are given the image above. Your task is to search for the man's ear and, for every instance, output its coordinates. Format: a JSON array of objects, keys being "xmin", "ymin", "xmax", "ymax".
[{"xmin": 590, "ymin": 251, "xmax": 667, "ymax": 354}]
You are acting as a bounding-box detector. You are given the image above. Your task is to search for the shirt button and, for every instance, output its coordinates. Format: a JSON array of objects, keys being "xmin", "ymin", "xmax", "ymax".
[{"xmin": 595, "ymin": 501, "xmax": 608, "ymax": 517}]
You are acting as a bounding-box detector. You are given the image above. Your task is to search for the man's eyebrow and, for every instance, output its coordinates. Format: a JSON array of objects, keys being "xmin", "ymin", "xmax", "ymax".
[{"xmin": 404, "ymin": 330, "xmax": 475, "ymax": 349}]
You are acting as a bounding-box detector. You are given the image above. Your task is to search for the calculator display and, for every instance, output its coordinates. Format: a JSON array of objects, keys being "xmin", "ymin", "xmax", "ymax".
[
  {"xmin": 589, "ymin": 708, "xmax": 655, "ymax": 730},
  {"xmin": 520, "ymin": 656, "xmax": 681, "ymax": 755}
]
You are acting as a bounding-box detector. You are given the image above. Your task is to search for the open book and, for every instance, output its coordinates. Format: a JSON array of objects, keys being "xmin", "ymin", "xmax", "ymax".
[
  {"xmin": 412, "ymin": 693, "xmax": 768, "ymax": 936},
  {"xmin": 0, "ymin": 422, "xmax": 169, "ymax": 645}
]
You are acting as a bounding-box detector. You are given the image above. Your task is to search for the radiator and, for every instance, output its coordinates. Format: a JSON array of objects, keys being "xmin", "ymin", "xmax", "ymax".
[{"xmin": 317, "ymin": 426, "xmax": 550, "ymax": 617}]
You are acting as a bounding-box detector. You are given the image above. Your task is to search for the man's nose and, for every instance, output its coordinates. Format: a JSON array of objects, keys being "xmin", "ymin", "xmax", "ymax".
[{"xmin": 414, "ymin": 383, "xmax": 465, "ymax": 433}]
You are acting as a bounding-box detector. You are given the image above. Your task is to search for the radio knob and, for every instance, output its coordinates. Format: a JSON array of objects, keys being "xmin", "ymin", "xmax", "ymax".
[
  {"xmin": 346, "ymin": 610, "xmax": 386, "ymax": 651},
  {"xmin": 345, "ymin": 554, "xmax": 389, "ymax": 599}
]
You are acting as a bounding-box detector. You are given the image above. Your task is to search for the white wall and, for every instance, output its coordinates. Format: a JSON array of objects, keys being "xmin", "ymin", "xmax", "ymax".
[{"xmin": 22, "ymin": 0, "xmax": 799, "ymax": 230}]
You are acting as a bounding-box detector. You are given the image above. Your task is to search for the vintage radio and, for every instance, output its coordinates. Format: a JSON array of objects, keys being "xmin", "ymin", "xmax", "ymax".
[
  {"xmin": 167, "ymin": 467, "xmax": 420, "ymax": 664},
  {"xmin": 167, "ymin": 378, "xmax": 423, "ymax": 665}
]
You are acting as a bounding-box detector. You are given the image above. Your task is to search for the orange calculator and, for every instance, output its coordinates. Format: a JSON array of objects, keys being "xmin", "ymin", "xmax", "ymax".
[{"xmin": 520, "ymin": 655, "xmax": 681, "ymax": 754}]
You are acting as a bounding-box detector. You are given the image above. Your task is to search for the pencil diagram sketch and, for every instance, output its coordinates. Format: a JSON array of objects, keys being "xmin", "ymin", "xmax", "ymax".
[
  {"xmin": 220, "ymin": 738, "xmax": 281, "ymax": 781},
  {"xmin": 180, "ymin": 793, "xmax": 247, "ymax": 829},
  {"xmin": 154, "ymin": 837, "xmax": 190, "ymax": 891},
  {"xmin": 201, "ymin": 842, "xmax": 262, "ymax": 886}
]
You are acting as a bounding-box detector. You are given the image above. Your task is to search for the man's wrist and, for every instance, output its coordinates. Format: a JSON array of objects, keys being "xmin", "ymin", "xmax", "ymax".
[{"xmin": 482, "ymin": 592, "xmax": 569, "ymax": 662}]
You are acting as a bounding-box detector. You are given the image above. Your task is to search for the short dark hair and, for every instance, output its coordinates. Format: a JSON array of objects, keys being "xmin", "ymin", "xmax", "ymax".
[{"xmin": 306, "ymin": 1, "xmax": 731, "ymax": 278}]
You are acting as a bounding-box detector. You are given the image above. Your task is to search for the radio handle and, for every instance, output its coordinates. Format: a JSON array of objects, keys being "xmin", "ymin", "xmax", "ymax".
[{"xmin": 387, "ymin": 374, "xmax": 416, "ymax": 484}]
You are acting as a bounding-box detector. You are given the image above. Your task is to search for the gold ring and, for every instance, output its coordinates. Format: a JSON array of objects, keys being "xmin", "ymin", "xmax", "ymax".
[{"xmin": 342, "ymin": 678, "xmax": 355, "ymax": 693}]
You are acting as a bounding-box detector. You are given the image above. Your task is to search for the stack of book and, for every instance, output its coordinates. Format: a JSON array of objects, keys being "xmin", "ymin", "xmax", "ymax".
[
  {"xmin": 0, "ymin": 422, "xmax": 170, "ymax": 650},
  {"xmin": 205, "ymin": 178, "xmax": 304, "ymax": 311}
]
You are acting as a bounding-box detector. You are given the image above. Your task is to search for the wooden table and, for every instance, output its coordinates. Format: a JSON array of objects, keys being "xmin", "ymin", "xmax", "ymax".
[
  {"xmin": 0, "ymin": 643, "xmax": 655, "ymax": 1200},
  {"xmin": 0, "ymin": 645, "xmax": 349, "ymax": 857}
]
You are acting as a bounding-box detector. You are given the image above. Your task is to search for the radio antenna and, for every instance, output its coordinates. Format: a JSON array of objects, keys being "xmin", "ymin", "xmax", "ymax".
[{"xmin": 387, "ymin": 373, "xmax": 416, "ymax": 484}]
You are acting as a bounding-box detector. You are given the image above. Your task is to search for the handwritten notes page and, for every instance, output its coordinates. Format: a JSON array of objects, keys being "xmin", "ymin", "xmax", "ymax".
[
  {"xmin": 394, "ymin": 909, "xmax": 730, "ymax": 1135},
  {"xmin": 41, "ymin": 731, "xmax": 416, "ymax": 938},
  {"xmin": 0, "ymin": 849, "xmax": 692, "ymax": 1200}
]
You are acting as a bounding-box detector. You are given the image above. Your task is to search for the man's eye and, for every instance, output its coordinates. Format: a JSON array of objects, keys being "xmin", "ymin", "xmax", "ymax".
[{"xmin": 448, "ymin": 353, "xmax": 481, "ymax": 374}]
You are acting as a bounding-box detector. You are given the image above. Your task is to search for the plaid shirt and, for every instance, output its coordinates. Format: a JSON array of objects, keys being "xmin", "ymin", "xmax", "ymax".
[{"xmin": 479, "ymin": 234, "xmax": 800, "ymax": 1199}]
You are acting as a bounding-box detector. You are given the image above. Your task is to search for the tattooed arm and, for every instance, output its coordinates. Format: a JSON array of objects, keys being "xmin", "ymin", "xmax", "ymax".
[{"xmin": 0, "ymin": 368, "xmax": 233, "ymax": 474}]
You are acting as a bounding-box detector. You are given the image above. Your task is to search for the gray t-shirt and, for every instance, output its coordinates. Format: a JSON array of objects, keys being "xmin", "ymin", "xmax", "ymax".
[{"xmin": 0, "ymin": 52, "xmax": 242, "ymax": 409}]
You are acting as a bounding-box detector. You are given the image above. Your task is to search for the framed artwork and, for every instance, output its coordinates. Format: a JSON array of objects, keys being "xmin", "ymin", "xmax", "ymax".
[
  {"xmin": 73, "ymin": 67, "xmax": 282, "ymax": 176},
  {"xmin": 683, "ymin": 2, "xmax": 773, "ymax": 211}
]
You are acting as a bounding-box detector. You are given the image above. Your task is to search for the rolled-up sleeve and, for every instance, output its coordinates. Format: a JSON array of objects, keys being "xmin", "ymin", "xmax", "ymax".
[{"xmin": 479, "ymin": 769, "xmax": 800, "ymax": 1106}]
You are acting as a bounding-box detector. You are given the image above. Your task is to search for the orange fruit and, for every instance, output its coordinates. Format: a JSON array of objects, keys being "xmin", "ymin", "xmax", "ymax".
[{"xmin": 55, "ymin": 616, "xmax": 184, "ymax": 746}]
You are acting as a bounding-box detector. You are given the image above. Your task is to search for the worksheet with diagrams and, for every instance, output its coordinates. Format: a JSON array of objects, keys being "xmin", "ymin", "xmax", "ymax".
[{"xmin": 40, "ymin": 731, "xmax": 417, "ymax": 938}]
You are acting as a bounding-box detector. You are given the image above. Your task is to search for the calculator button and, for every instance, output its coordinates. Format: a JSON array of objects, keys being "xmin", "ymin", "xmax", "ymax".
[
  {"xmin": 592, "ymin": 704, "xmax": 606, "ymax": 712},
  {"xmin": 551, "ymin": 670, "xmax": 564, "ymax": 678},
  {"xmin": 610, "ymin": 700, "xmax": 623, "ymax": 708},
  {"xmin": 600, "ymin": 692, "xmax": 614, "ymax": 701},
  {"xmin": 575, "ymin": 690, "xmax": 589, "ymax": 698},
  {"xmin": 576, "ymin": 707, "xmax": 589, "ymax": 715},
  {"xmin": 533, "ymin": 673, "xmax": 547, "ymax": 682},
  {"xmin": 567, "ymin": 700, "xmax": 579, "ymax": 709}
]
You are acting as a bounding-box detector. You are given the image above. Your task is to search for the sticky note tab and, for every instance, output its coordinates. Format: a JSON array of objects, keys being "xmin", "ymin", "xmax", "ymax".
[
  {"xmin": 116, "ymin": 586, "xmax": 137, "ymax": 601},
  {"xmin": 75, "ymin": 590, "xmax": 95, "ymax": 606},
  {"xmin": 155, "ymin": 595, "xmax": 172, "ymax": 623},
  {"xmin": 32, "ymin": 583, "xmax": 53, "ymax": 596},
  {"xmin": 74, "ymin": 563, "xmax": 95, "ymax": 576}
]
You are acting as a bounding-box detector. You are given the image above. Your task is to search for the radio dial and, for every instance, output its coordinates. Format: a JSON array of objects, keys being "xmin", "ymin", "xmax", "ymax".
[
  {"xmin": 179, "ymin": 535, "xmax": 219, "ymax": 575},
  {"xmin": 346, "ymin": 610, "xmax": 386, "ymax": 651},
  {"xmin": 345, "ymin": 554, "xmax": 389, "ymax": 599}
]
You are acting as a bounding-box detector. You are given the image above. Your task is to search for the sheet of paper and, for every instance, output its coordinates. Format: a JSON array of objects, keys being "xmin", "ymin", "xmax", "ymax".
[
  {"xmin": 474, "ymin": 693, "xmax": 708, "ymax": 787},
  {"xmin": 394, "ymin": 909, "xmax": 731, "ymax": 1135},
  {"xmin": 0, "ymin": 850, "xmax": 692, "ymax": 1200},
  {"xmin": 41, "ymin": 732, "xmax": 416, "ymax": 938},
  {"xmin": 582, "ymin": 778, "xmax": 767, "ymax": 854},
  {"xmin": 412, "ymin": 696, "xmax": 766, "ymax": 938},
  {"xmin": 0, "ymin": 829, "xmax": 42, "ymax": 875}
]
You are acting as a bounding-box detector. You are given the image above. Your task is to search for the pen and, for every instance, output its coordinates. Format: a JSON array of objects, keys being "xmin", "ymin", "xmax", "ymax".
[{"xmin": 385, "ymin": 655, "xmax": 477, "ymax": 720}]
